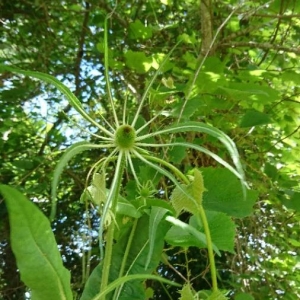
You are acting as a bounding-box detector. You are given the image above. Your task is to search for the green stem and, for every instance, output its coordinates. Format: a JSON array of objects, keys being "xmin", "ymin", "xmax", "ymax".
[
  {"xmin": 142, "ymin": 159, "xmax": 218, "ymax": 291},
  {"xmin": 197, "ymin": 207, "xmax": 218, "ymax": 292},
  {"xmin": 140, "ymin": 154, "xmax": 189, "ymax": 184},
  {"xmin": 112, "ymin": 218, "xmax": 138, "ymax": 300},
  {"xmin": 100, "ymin": 152, "xmax": 126, "ymax": 299}
]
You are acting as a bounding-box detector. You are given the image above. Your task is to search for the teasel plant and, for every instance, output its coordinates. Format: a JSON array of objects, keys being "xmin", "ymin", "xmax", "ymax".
[{"xmin": 1, "ymin": 12, "xmax": 248, "ymax": 300}]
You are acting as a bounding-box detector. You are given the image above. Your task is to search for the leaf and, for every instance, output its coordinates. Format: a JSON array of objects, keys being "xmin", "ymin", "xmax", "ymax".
[
  {"xmin": 281, "ymin": 192, "xmax": 300, "ymax": 212},
  {"xmin": 179, "ymin": 284, "xmax": 194, "ymax": 300},
  {"xmin": 91, "ymin": 274, "xmax": 180, "ymax": 300},
  {"xmin": 192, "ymin": 169, "xmax": 206, "ymax": 206},
  {"xmin": 169, "ymin": 170, "xmax": 206, "ymax": 215},
  {"xmin": 196, "ymin": 289, "xmax": 229, "ymax": 300},
  {"xmin": 169, "ymin": 137, "xmax": 187, "ymax": 163},
  {"xmin": 171, "ymin": 96, "xmax": 205, "ymax": 119},
  {"xmin": 51, "ymin": 141, "xmax": 105, "ymax": 220},
  {"xmin": 142, "ymin": 121, "xmax": 249, "ymax": 194},
  {"xmin": 234, "ymin": 293, "xmax": 255, "ymax": 300},
  {"xmin": 207, "ymin": 290, "xmax": 229, "ymax": 300},
  {"xmin": 0, "ymin": 185, "xmax": 72, "ymax": 300},
  {"xmin": 165, "ymin": 215, "xmax": 220, "ymax": 256},
  {"xmin": 240, "ymin": 109, "xmax": 273, "ymax": 127},
  {"xmin": 129, "ymin": 20, "xmax": 153, "ymax": 40},
  {"xmin": 161, "ymin": 76, "xmax": 175, "ymax": 89},
  {"xmin": 81, "ymin": 214, "xmax": 169, "ymax": 300},
  {"xmin": 218, "ymin": 83, "xmax": 279, "ymax": 104},
  {"xmin": 82, "ymin": 172, "xmax": 106, "ymax": 206},
  {"xmin": 124, "ymin": 50, "xmax": 153, "ymax": 73},
  {"xmin": 146, "ymin": 206, "xmax": 169, "ymax": 269},
  {"xmin": 190, "ymin": 212, "xmax": 236, "ymax": 253},
  {"xmin": 201, "ymin": 167, "xmax": 257, "ymax": 218},
  {"xmin": 116, "ymin": 196, "xmax": 142, "ymax": 218},
  {"xmin": 170, "ymin": 183, "xmax": 198, "ymax": 216}
]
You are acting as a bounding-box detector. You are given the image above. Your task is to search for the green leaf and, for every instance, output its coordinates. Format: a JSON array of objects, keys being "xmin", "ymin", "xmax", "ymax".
[
  {"xmin": 207, "ymin": 290, "xmax": 229, "ymax": 300},
  {"xmin": 51, "ymin": 141, "xmax": 106, "ymax": 220},
  {"xmin": 201, "ymin": 167, "xmax": 257, "ymax": 218},
  {"xmin": 116, "ymin": 196, "xmax": 142, "ymax": 218},
  {"xmin": 192, "ymin": 169, "xmax": 206, "ymax": 206},
  {"xmin": 0, "ymin": 185, "xmax": 72, "ymax": 300},
  {"xmin": 82, "ymin": 172, "xmax": 106, "ymax": 206},
  {"xmin": 190, "ymin": 212, "xmax": 236, "ymax": 253},
  {"xmin": 91, "ymin": 274, "xmax": 180, "ymax": 300},
  {"xmin": 124, "ymin": 50, "xmax": 153, "ymax": 73},
  {"xmin": 141, "ymin": 121, "xmax": 248, "ymax": 194},
  {"xmin": 169, "ymin": 137, "xmax": 187, "ymax": 163},
  {"xmin": 234, "ymin": 293, "xmax": 255, "ymax": 300},
  {"xmin": 129, "ymin": 20, "xmax": 153, "ymax": 40},
  {"xmin": 81, "ymin": 214, "xmax": 169, "ymax": 300},
  {"xmin": 196, "ymin": 289, "xmax": 229, "ymax": 300},
  {"xmin": 281, "ymin": 192, "xmax": 300, "ymax": 212},
  {"xmin": 170, "ymin": 183, "xmax": 199, "ymax": 216},
  {"xmin": 165, "ymin": 216, "xmax": 221, "ymax": 255},
  {"xmin": 171, "ymin": 96, "xmax": 205, "ymax": 119},
  {"xmin": 218, "ymin": 83, "xmax": 279, "ymax": 104},
  {"xmin": 179, "ymin": 284, "xmax": 194, "ymax": 300},
  {"xmin": 146, "ymin": 206, "xmax": 169, "ymax": 269},
  {"xmin": 240, "ymin": 109, "xmax": 273, "ymax": 127},
  {"xmin": 169, "ymin": 170, "xmax": 205, "ymax": 215}
]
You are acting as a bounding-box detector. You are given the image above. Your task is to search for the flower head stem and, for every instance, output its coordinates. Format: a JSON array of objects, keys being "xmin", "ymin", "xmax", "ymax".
[{"xmin": 100, "ymin": 152, "xmax": 126, "ymax": 299}]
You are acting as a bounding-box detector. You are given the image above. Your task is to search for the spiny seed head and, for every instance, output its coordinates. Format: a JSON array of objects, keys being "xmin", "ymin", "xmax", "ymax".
[{"xmin": 115, "ymin": 124, "xmax": 136, "ymax": 150}]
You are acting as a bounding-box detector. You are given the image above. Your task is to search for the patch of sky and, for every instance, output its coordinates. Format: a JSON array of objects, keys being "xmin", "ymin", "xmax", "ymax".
[{"xmin": 21, "ymin": 59, "xmax": 108, "ymax": 145}]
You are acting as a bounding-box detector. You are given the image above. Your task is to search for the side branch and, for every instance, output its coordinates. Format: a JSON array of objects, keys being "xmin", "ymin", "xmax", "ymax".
[{"xmin": 219, "ymin": 42, "xmax": 300, "ymax": 55}]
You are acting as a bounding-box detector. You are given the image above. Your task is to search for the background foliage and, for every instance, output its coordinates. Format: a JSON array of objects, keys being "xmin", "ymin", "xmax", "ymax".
[{"xmin": 1, "ymin": 0, "xmax": 300, "ymax": 299}]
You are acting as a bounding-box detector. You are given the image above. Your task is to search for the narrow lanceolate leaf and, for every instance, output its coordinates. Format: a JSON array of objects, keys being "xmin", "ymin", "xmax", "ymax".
[
  {"xmin": 146, "ymin": 206, "xmax": 169, "ymax": 269},
  {"xmin": 138, "ymin": 121, "xmax": 248, "ymax": 197},
  {"xmin": 165, "ymin": 216, "xmax": 220, "ymax": 256},
  {"xmin": 0, "ymin": 185, "xmax": 72, "ymax": 300},
  {"xmin": 81, "ymin": 214, "xmax": 170, "ymax": 300},
  {"xmin": 51, "ymin": 141, "xmax": 109, "ymax": 220},
  {"xmin": 0, "ymin": 64, "xmax": 113, "ymax": 137},
  {"xmin": 91, "ymin": 274, "xmax": 181, "ymax": 300}
]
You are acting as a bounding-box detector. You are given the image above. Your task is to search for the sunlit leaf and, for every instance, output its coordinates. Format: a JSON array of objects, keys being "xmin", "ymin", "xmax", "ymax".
[
  {"xmin": 124, "ymin": 50, "xmax": 153, "ymax": 73},
  {"xmin": 129, "ymin": 20, "xmax": 153, "ymax": 40},
  {"xmin": 201, "ymin": 167, "xmax": 257, "ymax": 217}
]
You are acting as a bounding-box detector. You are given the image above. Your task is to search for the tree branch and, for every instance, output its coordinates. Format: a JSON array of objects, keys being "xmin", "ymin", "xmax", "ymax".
[
  {"xmin": 38, "ymin": 2, "xmax": 91, "ymax": 155},
  {"xmin": 219, "ymin": 41, "xmax": 300, "ymax": 54},
  {"xmin": 200, "ymin": 0, "xmax": 214, "ymax": 55}
]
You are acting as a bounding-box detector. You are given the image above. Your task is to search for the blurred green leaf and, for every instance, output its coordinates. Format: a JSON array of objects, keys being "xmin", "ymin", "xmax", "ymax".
[
  {"xmin": 281, "ymin": 192, "xmax": 300, "ymax": 212},
  {"xmin": 240, "ymin": 109, "xmax": 273, "ymax": 127},
  {"xmin": 124, "ymin": 50, "xmax": 153, "ymax": 73},
  {"xmin": 129, "ymin": 20, "xmax": 152, "ymax": 40}
]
